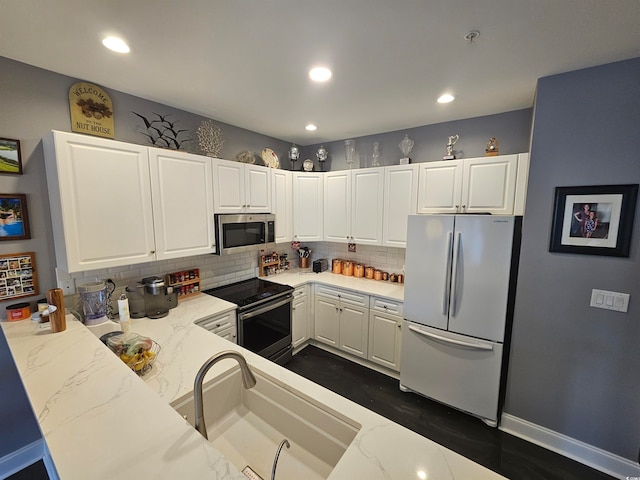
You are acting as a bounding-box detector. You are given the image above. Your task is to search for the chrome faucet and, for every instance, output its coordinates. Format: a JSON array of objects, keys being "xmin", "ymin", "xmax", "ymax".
[{"xmin": 194, "ymin": 350, "xmax": 257, "ymax": 440}]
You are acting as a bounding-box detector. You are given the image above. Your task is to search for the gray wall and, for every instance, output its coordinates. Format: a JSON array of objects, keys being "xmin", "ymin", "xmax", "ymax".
[
  {"xmin": 504, "ymin": 57, "xmax": 640, "ymax": 460},
  {"xmin": 0, "ymin": 56, "xmax": 291, "ymax": 315},
  {"xmin": 298, "ymin": 108, "xmax": 532, "ymax": 171}
]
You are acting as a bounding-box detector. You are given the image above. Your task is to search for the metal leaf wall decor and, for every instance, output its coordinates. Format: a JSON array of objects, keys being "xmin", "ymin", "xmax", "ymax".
[{"xmin": 132, "ymin": 111, "xmax": 192, "ymax": 150}]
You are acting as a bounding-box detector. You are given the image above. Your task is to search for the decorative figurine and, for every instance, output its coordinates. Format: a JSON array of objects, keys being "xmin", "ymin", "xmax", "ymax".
[
  {"xmin": 344, "ymin": 139, "xmax": 356, "ymax": 169},
  {"xmin": 371, "ymin": 142, "xmax": 380, "ymax": 167},
  {"xmin": 399, "ymin": 134, "xmax": 414, "ymax": 165},
  {"xmin": 303, "ymin": 158, "xmax": 314, "ymax": 172},
  {"xmin": 288, "ymin": 143, "xmax": 300, "ymax": 170},
  {"xmin": 316, "ymin": 145, "xmax": 328, "ymax": 171},
  {"xmin": 444, "ymin": 134, "xmax": 459, "ymax": 160},
  {"xmin": 485, "ymin": 137, "xmax": 499, "ymax": 156}
]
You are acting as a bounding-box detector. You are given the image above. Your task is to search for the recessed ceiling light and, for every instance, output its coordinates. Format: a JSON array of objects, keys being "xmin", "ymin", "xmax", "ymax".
[
  {"xmin": 309, "ymin": 67, "xmax": 332, "ymax": 82},
  {"xmin": 437, "ymin": 93, "xmax": 455, "ymax": 104},
  {"xmin": 305, "ymin": 124, "xmax": 318, "ymax": 131},
  {"xmin": 102, "ymin": 36, "xmax": 130, "ymax": 53}
]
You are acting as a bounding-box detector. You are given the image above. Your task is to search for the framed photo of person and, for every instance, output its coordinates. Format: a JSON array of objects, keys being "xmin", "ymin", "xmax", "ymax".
[
  {"xmin": 549, "ymin": 184, "xmax": 638, "ymax": 257},
  {"xmin": 0, "ymin": 194, "xmax": 31, "ymax": 240}
]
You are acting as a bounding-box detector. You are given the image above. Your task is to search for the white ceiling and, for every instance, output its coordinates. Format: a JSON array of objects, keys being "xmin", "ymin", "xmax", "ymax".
[{"xmin": 1, "ymin": 0, "xmax": 639, "ymax": 145}]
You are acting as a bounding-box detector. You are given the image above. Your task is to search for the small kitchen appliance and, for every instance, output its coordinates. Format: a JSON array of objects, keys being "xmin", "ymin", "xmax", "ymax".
[
  {"xmin": 77, "ymin": 281, "xmax": 111, "ymax": 325},
  {"xmin": 126, "ymin": 276, "xmax": 178, "ymax": 319},
  {"xmin": 312, "ymin": 258, "xmax": 328, "ymax": 273}
]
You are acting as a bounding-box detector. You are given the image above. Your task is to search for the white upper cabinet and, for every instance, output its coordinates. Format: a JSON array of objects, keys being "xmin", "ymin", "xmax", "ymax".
[
  {"xmin": 43, "ymin": 131, "xmax": 156, "ymax": 272},
  {"xmin": 324, "ymin": 171, "xmax": 351, "ymax": 243},
  {"xmin": 212, "ymin": 158, "xmax": 271, "ymax": 213},
  {"xmin": 148, "ymin": 148, "xmax": 216, "ymax": 259},
  {"xmin": 293, "ymin": 172, "xmax": 323, "ymax": 241},
  {"xmin": 351, "ymin": 168, "xmax": 384, "ymax": 245},
  {"xmin": 417, "ymin": 154, "xmax": 520, "ymax": 215},
  {"xmin": 271, "ymin": 169, "xmax": 293, "ymax": 243},
  {"xmin": 382, "ymin": 164, "xmax": 418, "ymax": 248},
  {"xmin": 416, "ymin": 160, "xmax": 463, "ymax": 214}
]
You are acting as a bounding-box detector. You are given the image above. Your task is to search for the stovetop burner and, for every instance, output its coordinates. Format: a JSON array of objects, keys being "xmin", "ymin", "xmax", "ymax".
[{"xmin": 202, "ymin": 278, "xmax": 293, "ymax": 309}]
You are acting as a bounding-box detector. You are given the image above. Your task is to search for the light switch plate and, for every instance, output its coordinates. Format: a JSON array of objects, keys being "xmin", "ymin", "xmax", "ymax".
[{"xmin": 590, "ymin": 289, "xmax": 629, "ymax": 313}]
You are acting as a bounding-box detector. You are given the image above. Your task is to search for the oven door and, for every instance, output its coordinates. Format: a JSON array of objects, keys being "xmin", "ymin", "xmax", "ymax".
[{"xmin": 237, "ymin": 293, "xmax": 292, "ymax": 362}]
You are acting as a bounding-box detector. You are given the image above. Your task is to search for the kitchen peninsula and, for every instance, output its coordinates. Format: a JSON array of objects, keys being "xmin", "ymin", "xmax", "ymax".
[{"xmin": 1, "ymin": 274, "xmax": 506, "ymax": 480}]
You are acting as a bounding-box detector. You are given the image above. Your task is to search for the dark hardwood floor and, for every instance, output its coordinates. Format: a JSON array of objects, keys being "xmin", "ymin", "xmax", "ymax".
[{"xmin": 285, "ymin": 345, "xmax": 615, "ymax": 480}]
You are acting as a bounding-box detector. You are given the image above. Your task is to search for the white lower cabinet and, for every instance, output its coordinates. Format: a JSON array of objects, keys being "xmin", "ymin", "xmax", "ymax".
[
  {"xmin": 314, "ymin": 285, "xmax": 369, "ymax": 360},
  {"xmin": 292, "ymin": 285, "xmax": 310, "ymax": 348},
  {"xmin": 368, "ymin": 310, "xmax": 402, "ymax": 372},
  {"xmin": 195, "ymin": 310, "xmax": 237, "ymax": 344}
]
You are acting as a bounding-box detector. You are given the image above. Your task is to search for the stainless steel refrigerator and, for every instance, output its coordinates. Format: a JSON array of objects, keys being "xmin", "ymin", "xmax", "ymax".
[{"xmin": 400, "ymin": 214, "xmax": 520, "ymax": 426}]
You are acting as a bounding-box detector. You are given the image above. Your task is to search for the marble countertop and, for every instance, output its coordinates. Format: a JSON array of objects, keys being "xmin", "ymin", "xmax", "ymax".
[{"xmin": 1, "ymin": 276, "xmax": 505, "ymax": 480}]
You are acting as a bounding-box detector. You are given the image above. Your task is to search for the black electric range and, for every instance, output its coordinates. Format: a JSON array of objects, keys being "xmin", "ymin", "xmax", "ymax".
[
  {"xmin": 202, "ymin": 278, "xmax": 293, "ymax": 311},
  {"xmin": 202, "ymin": 278, "xmax": 294, "ymax": 365}
]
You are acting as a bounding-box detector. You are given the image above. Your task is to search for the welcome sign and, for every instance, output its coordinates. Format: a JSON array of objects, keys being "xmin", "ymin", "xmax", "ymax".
[{"xmin": 69, "ymin": 82, "xmax": 115, "ymax": 138}]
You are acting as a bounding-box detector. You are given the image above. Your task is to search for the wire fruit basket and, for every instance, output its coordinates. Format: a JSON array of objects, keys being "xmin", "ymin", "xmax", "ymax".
[
  {"xmin": 121, "ymin": 340, "xmax": 161, "ymax": 375},
  {"xmin": 104, "ymin": 333, "xmax": 161, "ymax": 376}
]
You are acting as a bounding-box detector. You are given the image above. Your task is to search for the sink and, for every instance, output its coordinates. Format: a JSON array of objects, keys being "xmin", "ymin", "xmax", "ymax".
[{"xmin": 172, "ymin": 366, "xmax": 360, "ymax": 479}]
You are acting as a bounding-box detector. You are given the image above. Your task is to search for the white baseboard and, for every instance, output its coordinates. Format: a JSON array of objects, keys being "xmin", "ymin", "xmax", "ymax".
[{"xmin": 500, "ymin": 413, "xmax": 640, "ymax": 479}]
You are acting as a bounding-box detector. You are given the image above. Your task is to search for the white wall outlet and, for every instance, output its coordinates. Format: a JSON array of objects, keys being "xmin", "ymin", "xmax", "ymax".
[
  {"xmin": 55, "ymin": 267, "xmax": 76, "ymax": 295},
  {"xmin": 590, "ymin": 289, "xmax": 629, "ymax": 313}
]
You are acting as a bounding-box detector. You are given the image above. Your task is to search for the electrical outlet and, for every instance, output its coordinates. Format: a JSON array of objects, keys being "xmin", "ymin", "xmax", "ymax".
[
  {"xmin": 55, "ymin": 268, "xmax": 76, "ymax": 295},
  {"xmin": 58, "ymin": 278, "xmax": 76, "ymax": 295}
]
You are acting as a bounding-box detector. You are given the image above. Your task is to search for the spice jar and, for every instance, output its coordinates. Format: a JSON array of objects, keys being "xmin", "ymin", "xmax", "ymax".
[
  {"xmin": 332, "ymin": 258, "xmax": 343, "ymax": 274},
  {"xmin": 342, "ymin": 261, "xmax": 354, "ymax": 276},
  {"xmin": 374, "ymin": 270, "xmax": 383, "ymax": 281},
  {"xmin": 354, "ymin": 264, "xmax": 364, "ymax": 278},
  {"xmin": 365, "ymin": 266, "xmax": 375, "ymax": 279}
]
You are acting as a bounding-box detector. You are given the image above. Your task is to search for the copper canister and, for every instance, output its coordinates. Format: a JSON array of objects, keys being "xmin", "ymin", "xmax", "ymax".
[
  {"xmin": 382, "ymin": 271, "xmax": 389, "ymax": 281},
  {"xmin": 354, "ymin": 264, "xmax": 364, "ymax": 278},
  {"xmin": 389, "ymin": 273, "xmax": 398, "ymax": 282},
  {"xmin": 397, "ymin": 274, "xmax": 404, "ymax": 284},
  {"xmin": 365, "ymin": 266, "xmax": 375, "ymax": 279},
  {"xmin": 342, "ymin": 261, "xmax": 354, "ymax": 276},
  {"xmin": 374, "ymin": 269, "xmax": 383, "ymax": 281},
  {"xmin": 332, "ymin": 258, "xmax": 343, "ymax": 274}
]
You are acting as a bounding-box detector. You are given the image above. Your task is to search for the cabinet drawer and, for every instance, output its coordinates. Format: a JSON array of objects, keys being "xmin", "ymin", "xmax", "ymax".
[
  {"xmin": 195, "ymin": 310, "xmax": 236, "ymax": 333},
  {"xmin": 216, "ymin": 325, "xmax": 237, "ymax": 343},
  {"xmin": 370, "ymin": 297, "xmax": 403, "ymax": 317},
  {"xmin": 293, "ymin": 285, "xmax": 308, "ymax": 298},
  {"xmin": 315, "ymin": 284, "xmax": 368, "ymax": 307}
]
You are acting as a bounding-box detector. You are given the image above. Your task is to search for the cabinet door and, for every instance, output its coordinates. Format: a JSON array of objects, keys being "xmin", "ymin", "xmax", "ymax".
[
  {"xmin": 149, "ymin": 149, "xmax": 216, "ymax": 259},
  {"xmin": 339, "ymin": 304, "xmax": 369, "ymax": 358},
  {"xmin": 212, "ymin": 158, "xmax": 245, "ymax": 213},
  {"xmin": 351, "ymin": 167, "xmax": 384, "ymax": 245},
  {"xmin": 293, "ymin": 173, "xmax": 324, "ymax": 241},
  {"xmin": 383, "ymin": 164, "xmax": 418, "ymax": 247},
  {"xmin": 314, "ymin": 296, "xmax": 339, "ymax": 347},
  {"xmin": 217, "ymin": 326, "xmax": 238, "ymax": 344},
  {"xmin": 324, "ymin": 171, "xmax": 351, "ymax": 243},
  {"xmin": 271, "ymin": 169, "xmax": 293, "ymax": 243},
  {"xmin": 245, "ymin": 164, "xmax": 271, "ymax": 212},
  {"xmin": 44, "ymin": 131, "xmax": 156, "ymax": 272},
  {"xmin": 292, "ymin": 292, "xmax": 309, "ymax": 348},
  {"xmin": 417, "ymin": 160, "xmax": 463, "ymax": 214},
  {"xmin": 461, "ymin": 155, "xmax": 518, "ymax": 214},
  {"xmin": 368, "ymin": 311, "xmax": 401, "ymax": 371}
]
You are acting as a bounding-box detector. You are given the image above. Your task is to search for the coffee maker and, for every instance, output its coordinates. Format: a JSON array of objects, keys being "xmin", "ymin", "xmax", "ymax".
[{"xmin": 126, "ymin": 276, "xmax": 178, "ymax": 319}]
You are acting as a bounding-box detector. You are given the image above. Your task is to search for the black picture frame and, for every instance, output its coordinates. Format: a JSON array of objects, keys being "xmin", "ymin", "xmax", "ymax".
[
  {"xmin": 549, "ymin": 184, "xmax": 638, "ymax": 257},
  {"xmin": 0, "ymin": 137, "xmax": 23, "ymax": 175},
  {"xmin": 0, "ymin": 194, "xmax": 31, "ymax": 241}
]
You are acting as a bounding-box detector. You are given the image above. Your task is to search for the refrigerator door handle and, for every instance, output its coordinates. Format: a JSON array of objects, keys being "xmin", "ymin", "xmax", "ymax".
[
  {"xmin": 450, "ymin": 232, "xmax": 462, "ymax": 316},
  {"xmin": 443, "ymin": 231, "xmax": 453, "ymax": 315},
  {"xmin": 408, "ymin": 325, "xmax": 494, "ymax": 351}
]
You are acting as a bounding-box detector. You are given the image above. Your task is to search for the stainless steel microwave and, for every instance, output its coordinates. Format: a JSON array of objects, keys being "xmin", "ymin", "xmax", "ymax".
[{"xmin": 214, "ymin": 214, "xmax": 275, "ymax": 255}]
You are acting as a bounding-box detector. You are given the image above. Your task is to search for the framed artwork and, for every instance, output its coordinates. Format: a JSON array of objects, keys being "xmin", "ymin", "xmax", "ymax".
[
  {"xmin": 549, "ymin": 184, "xmax": 638, "ymax": 257},
  {"xmin": 0, "ymin": 137, "xmax": 23, "ymax": 174},
  {"xmin": 0, "ymin": 194, "xmax": 31, "ymax": 240},
  {"xmin": 0, "ymin": 252, "xmax": 38, "ymax": 301}
]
